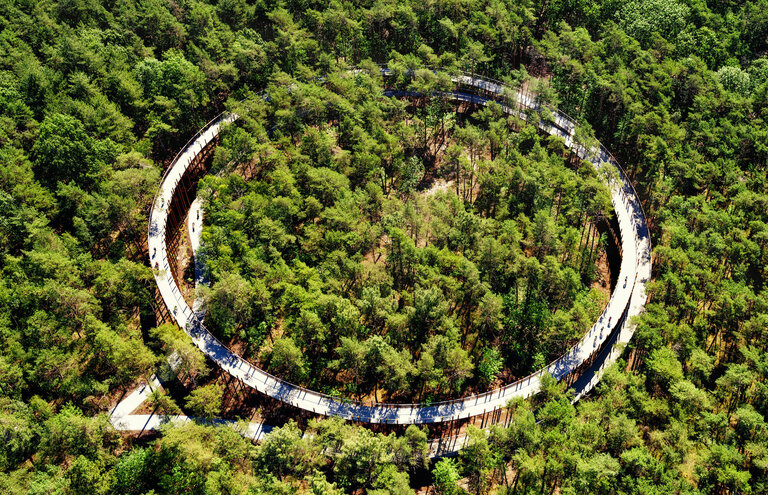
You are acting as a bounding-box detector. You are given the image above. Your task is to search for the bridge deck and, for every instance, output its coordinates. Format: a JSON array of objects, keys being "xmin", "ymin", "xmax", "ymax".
[{"xmin": 146, "ymin": 70, "xmax": 651, "ymax": 427}]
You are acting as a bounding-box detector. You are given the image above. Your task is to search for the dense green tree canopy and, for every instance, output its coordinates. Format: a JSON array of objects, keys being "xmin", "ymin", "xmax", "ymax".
[
  {"xmin": 197, "ymin": 71, "xmax": 612, "ymax": 401},
  {"xmin": 0, "ymin": 0, "xmax": 766, "ymax": 492}
]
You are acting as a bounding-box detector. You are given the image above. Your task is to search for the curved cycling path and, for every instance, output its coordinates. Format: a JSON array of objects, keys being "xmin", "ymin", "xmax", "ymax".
[{"xmin": 147, "ymin": 69, "xmax": 652, "ymax": 425}]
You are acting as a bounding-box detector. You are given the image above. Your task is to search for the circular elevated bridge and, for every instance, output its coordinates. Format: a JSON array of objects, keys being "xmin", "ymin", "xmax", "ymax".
[{"xmin": 147, "ymin": 68, "xmax": 652, "ymax": 425}]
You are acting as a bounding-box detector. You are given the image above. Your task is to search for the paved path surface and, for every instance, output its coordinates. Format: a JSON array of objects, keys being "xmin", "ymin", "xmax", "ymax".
[
  {"xmin": 106, "ymin": 375, "xmax": 449, "ymax": 454},
  {"xmin": 146, "ymin": 70, "xmax": 652, "ymax": 427},
  {"xmin": 188, "ymin": 197, "xmax": 208, "ymax": 318},
  {"xmin": 109, "ymin": 374, "xmax": 163, "ymax": 419},
  {"xmin": 105, "ymin": 369, "xmax": 455, "ymax": 455},
  {"xmin": 108, "ymin": 371, "xmax": 273, "ymax": 441}
]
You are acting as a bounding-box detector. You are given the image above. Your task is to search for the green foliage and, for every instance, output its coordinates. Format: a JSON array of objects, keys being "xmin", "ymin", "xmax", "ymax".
[
  {"xmin": 432, "ymin": 458, "xmax": 462, "ymax": 495},
  {"xmin": 200, "ymin": 72, "xmax": 609, "ymax": 400},
  {"xmin": 152, "ymin": 323, "xmax": 209, "ymax": 385},
  {"xmin": 717, "ymin": 66, "xmax": 753, "ymax": 96},
  {"xmin": 0, "ymin": 0, "xmax": 767, "ymax": 492},
  {"xmin": 111, "ymin": 447, "xmax": 152, "ymax": 495},
  {"xmin": 39, "ymin": 405, "xmax": 121, "ymax": 466},
  {"xmin": 31, "ymin": 113, "xmax": 114, "ymax": 191},
  {"xmin": 459, "ymin": 426, "xmax": 494, "ymax": 494},
  {"xmin": 269, "ymin": 336, "xmax": 308, "ymax": 383},
  {"xmin": 254, "ymin": 421, "xmax": 314, "ymax": 480},
  {"xmin": 617, "ymin": 0, "xmax": 690, "ymax": 47},
  {"xmin": 0, "ymin": 399, "xmax": 37, "ymax": 472},
  {"xmin": 185, "ymin": 383, "xmax": 224, "ymax": 419}
]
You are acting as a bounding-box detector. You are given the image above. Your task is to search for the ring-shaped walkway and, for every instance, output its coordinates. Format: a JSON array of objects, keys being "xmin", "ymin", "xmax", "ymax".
[{"xmin": 147, "ymin": 69, "xmax": 652, "ymax": 425}]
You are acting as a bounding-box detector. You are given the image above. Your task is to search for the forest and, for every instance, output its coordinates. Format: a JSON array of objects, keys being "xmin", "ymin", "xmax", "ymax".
[
  {"xmin": 0, "ymin": 0, "xmax": 767, "ymax": 494},
  {"xmin": 198, "ymin": 72, "xmax": 613, "ymax": 402}
]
